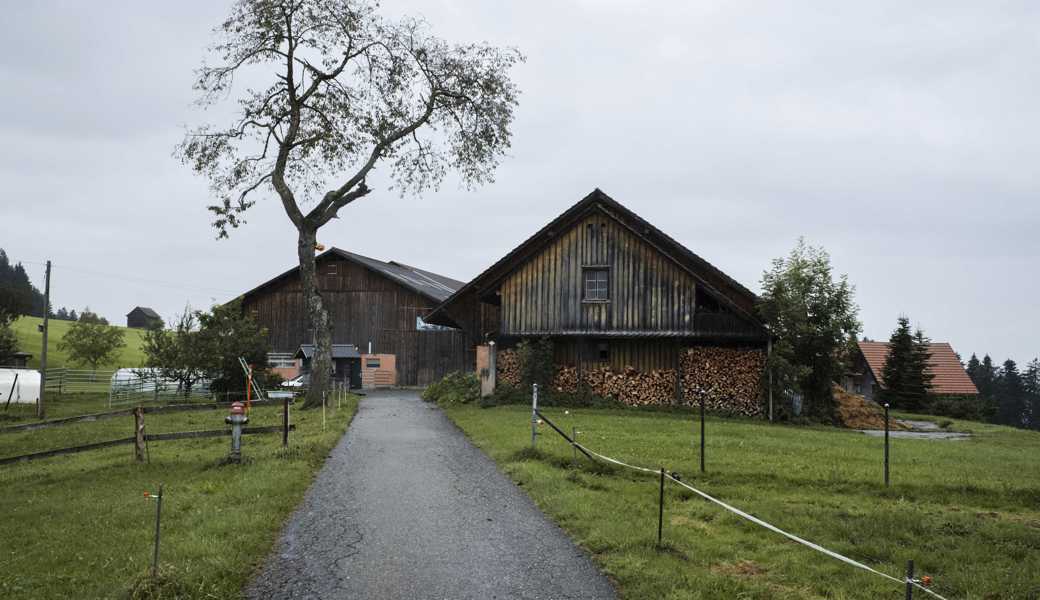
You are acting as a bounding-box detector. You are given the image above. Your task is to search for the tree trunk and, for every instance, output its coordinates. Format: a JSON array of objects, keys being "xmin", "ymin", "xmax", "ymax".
[{"xmin": 298, "ymin": 227, "xmax": 332, "ymax": 408}]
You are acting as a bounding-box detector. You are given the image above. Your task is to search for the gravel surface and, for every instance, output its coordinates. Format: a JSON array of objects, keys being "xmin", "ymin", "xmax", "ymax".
[{"xmin": 246, "ymin": 390, "xmax": 616, "ymax": 600}]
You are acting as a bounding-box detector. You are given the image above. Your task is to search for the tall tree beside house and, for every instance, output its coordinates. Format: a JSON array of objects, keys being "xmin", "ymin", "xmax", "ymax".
[
  {"xmin": 759, "ymin": 238, "xmax": 861, "ymax": 421},
  {"xmin": 58, "ymin": 320, "xmax": 126, "ymax": 372},
  {"xmin": 971, "ymin": 354, "xmax": 1000, "ymax": 419},
  {"xmin": 177, "ymin": 0, "xmax": 522, "ymax": 408},
  {"xmin": 879, "ymin": 318, "xmax": 934, "ymax": 411},
  {"xmin": 996, "ymin": 359, "xmax": 1027, "ymax": 427}
]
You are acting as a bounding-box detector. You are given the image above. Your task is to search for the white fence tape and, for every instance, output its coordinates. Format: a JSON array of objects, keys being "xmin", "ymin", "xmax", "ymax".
[{"xmin": 573, "ymin": 441, "xmax": 953, "ymax": 600}]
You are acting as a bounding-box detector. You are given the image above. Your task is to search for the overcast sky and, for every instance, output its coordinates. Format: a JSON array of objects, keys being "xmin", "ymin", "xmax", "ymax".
[{"xmin": 2, "ymin": 1, "xmax": 1037, "ymax": 364}]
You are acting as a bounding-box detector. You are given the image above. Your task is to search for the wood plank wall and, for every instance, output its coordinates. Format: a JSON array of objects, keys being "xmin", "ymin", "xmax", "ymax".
[
  {"xmin": 500, "ymin": 213, "xmax": 699, "ymax": 335},
  {"xmin": 241, "ymin": 255, "xmax": 469, "ymax": 386}
]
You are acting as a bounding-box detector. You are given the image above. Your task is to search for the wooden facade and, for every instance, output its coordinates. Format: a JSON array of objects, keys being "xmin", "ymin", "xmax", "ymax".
[
  {"xmin": 239, "ymin": 249, "xmax": 470, "ymax": 387},
  {"xmin": 426, "ymin": 189, "xmax": 771, "ymax": 413}
]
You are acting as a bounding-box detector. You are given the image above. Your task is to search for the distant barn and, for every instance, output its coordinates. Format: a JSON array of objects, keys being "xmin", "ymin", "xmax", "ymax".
[
  {"xmin": 126, "ymin": 307, "xmax": 162, "ymax": 329},
  {"xmin": 238, "ymin": 248, "xmax": 470, "ymax": 387}
]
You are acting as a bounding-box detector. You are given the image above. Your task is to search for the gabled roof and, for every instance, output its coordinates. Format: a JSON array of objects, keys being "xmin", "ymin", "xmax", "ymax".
[
  {"xmin": 128, "ymin": 307, "xmax": 161, "ymax": 319},
  {"xmin": 425, "ymin": 188, "xmax": 764, "ymax": 330},
  {"xmin": 239, "ymin": 248, "xmax": 464, "ymax": 304},
  {"xmin": 858, "ymin": 341, "xmax": 979, "ymax": 396},
  {"xmin": 294, "ymin": 344, "xmax": 361, "ymax": 360}
]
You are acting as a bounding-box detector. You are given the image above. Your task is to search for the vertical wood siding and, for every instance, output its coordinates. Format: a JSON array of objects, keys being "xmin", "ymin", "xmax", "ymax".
[
  {"xmin": 500, "ymin": 213, "xmax": 699, "ymax": 335},
  {"xmin": 241, "ymin": 255, "xmax": 469, "ymax": 386}
]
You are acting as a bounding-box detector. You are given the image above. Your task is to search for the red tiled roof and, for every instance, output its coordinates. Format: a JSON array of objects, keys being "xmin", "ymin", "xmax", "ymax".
[{"xmin": 858, "ymin": 341, "xmax": 978, "ymax": 396}]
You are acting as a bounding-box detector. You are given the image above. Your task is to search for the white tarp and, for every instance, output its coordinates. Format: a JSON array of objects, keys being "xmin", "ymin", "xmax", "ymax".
[{"xmin": 0, "ymin": 369, "xmax": 41, "ymax": 405}]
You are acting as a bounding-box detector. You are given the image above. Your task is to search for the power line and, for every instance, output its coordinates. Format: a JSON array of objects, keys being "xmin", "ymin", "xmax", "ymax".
[{"xmin": 16, "ymin": 259, "xmax": 242, "ymax": 297}]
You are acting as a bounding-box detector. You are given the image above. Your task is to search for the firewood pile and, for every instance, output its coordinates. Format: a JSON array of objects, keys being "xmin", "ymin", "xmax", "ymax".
[
  {"xmin": 496, "ymin": 345, "xmax": 766, "ymax": 415},
  {"xmin": 497, "ymin": 349, "xmax": 521, "ymax": 387},
  {"xmin": 552, "ymin": 365, "xmax": 678, "ymax": 405},
  {"xmin": 680, "ymin": 346, "xmax": 766, "ymax": 416}
]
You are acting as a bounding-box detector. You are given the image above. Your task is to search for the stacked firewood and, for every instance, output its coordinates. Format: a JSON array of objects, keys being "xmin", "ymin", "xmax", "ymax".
[
  {"xmin": 497, "ymin": 345, "xmax": 765, "ymax": 415},
  {"xmin": 680, "ymin": 346, "xmax": 766, "ymax": 416},
  {"xmin": 497, "ymin": 349, "xmax": 521, "ymax": 387},
  {"xmin": 553, "ymin": 365, "xmax": 677, "ymax": 405}
]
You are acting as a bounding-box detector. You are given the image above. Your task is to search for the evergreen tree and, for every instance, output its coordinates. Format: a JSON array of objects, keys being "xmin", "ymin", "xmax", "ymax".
[
  {"xmin": 908, "ymin": 328, "xmax": 935, "ymax": 401},
  {"xmin": 78, "ymin": 308, "xmax": 109, "ymax": 326},
  {"xmin": 879, "ymin": 317, "xmax": 932, "ymax": 411},
  {"xmin": 996, "ymin": 359, "xmax": 1026, "ymax": 427},
  {"xmin": 965, "ymin": 353, "xmax": 981, "ymax": 383},
  {"xmin": 0, "ymin": 249, "xmax": 44, "ymax": 324}
]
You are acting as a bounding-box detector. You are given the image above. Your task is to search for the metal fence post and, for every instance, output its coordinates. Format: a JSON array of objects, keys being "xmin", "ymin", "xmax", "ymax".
[
  {"xmin": 572, "ymin": 426, "xmax": 578, "ymax": 468},
  {"xmin": 905, "ymin": 559, "xmax": 914, "ymax": 599},
  {"xmin": 884, "ymin": 403, "xmax": 890, "ymax": 487},
  {"xmin": 657, "ymin": 467, "xmax": 665, "ymax": 547},
  {"xmin": 531, "ymin": 383, "xmax": 539, "ymax": 448},
  {"xmin": 699, "ymin": 395, "xmax": 706, "ymax": 473},
  {"xmin": 152, "ymin": 484, "xmax": 164, "ymax": 578}
]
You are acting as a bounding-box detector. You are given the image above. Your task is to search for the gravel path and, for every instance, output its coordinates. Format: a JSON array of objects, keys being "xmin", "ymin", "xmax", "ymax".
[{"xmin": 246, "ymin": 390, "xmax": 616, "ymax": 600}]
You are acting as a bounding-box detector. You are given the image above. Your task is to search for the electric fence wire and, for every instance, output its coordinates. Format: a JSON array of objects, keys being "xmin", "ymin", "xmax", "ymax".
[{"xmin": 572, "ymin": 440, "xmax": 954, "ymax": 600}]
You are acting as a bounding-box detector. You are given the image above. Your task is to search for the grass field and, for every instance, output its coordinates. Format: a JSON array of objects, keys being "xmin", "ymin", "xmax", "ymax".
[
  {"xmin": 445, "ymin": 404, "xmax": 1040, "ymax": 599},
  {"xmin": 0, "ymin": 391, "xmax": 358, "ymax": 599},
  {"xmin": 11, "ymin": 316, "xmax": 149, "ymax": 369}
]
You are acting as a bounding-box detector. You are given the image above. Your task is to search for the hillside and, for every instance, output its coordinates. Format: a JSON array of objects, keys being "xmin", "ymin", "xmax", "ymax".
[{"xmin": 10, "ymin": 316, "xmax": 148, "ymax": 369}]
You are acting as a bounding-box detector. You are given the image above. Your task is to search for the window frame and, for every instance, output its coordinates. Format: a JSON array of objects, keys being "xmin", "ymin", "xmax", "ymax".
[{"xmin": 582, "ymin": 266, "xmax": 611, "ymax": 303}]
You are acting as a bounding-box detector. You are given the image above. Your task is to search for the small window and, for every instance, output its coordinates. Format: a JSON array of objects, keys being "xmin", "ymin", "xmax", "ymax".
[
  {"xmin": 597, "ymin": 342, "xmax": 610, "ymax": 362},
  {"xmin": 366, "ymin": 358, "xmax": 381, "ymax": 369},
  {"xmin": 583, "ymin": 268, "xmax": 610, "ymax": 301},
  {"xmin": 326, "ymin": 263, "xmax": 338, "ymax": 276}
]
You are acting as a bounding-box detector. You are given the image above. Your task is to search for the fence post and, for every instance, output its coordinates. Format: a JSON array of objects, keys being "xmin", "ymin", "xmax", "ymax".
[
  {"xmin": 905, "ymin": 559, "xmax": 914, "ymax": 599},
  {"xmin": 884, "ymin": 403, "xmax": 890, "ymax": 487},
  {"xmin": 531, "ymin": 383, "xmax": 539, "ymax": 448},
  {"xmin": 699, "ymin": 394, "xmax": 706, "ymax": 473},
  {"xmin": 152, "ymin": 484, "xmax": 164, "ymax": 578},
  {"xmin": 58, "ymin": 368, "xmax": 64, "ymax": 396},
  {"xmin": 657, "ymin": 467, "xmax": 665, "ymax": 547},
  {"xmin": 282, "ymin": 397, "xmax": 289, "ymax": 448},
  {"xmin": 572, "ymin": 426, "xmax": 578, "ymax": 468},
  {"xmin": 134, "ymin": 407, "xmax": 146, "ymax": 463}
]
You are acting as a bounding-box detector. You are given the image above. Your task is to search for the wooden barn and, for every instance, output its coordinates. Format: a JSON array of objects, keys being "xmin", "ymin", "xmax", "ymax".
[
  {"xmin": 126, "ymin": 306, "xmax": 162, "ymax": 330},
  {"xmin": 238, "ymin": 248, "xmax": 470, "ymax": 387},
  {"xmin": 424, "ymin": 189, "xmax": 772, "ymax": 415}
]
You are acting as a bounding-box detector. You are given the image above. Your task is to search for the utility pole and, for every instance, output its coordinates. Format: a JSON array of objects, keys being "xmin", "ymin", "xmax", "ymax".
[{"xmin": 37, "ymin": 260, "xmax": 51, "ymax": 419}]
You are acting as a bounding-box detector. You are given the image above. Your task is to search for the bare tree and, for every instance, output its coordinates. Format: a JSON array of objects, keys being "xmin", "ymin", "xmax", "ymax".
[{"xmin": 178, "ymin": 0, "xmax": 522, "ymax": 407}]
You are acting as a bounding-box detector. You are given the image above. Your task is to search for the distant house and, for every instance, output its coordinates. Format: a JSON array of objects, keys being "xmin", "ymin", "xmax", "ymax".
[
  {"xmin": 424, "ymin": 189, "xmax": 771, "ymax": 414},
  {"xmin": 845, "ymin": 340, "xmax": 978, "ymax": 401},
  {"xmin": 126, "ymin": 307, "xmax": 163, "ymax": 329},
  {"xmin": 237, "ymin": 248, "xmax": 468, "ymax": 387}
]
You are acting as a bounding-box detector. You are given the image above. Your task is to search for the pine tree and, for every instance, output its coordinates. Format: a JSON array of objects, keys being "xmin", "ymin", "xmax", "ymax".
[
  {"xmin": 879, "ymin": 316, "xmax": 930, "ymax": 411},
  {"xmin": 908, "ymin": 329, "xmax": 934, "ymax": 403},
  {"xmin": 996, "ymin": 359, "xmax": 1026, "ymax": 427}
]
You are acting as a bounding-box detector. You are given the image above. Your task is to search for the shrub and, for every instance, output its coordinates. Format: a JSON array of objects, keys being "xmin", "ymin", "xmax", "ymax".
[
  {"xmin": 480, "ymin": 383, "xmax": 527, "ymax": 408},
  {"xmin": 517, "ymin": 337, "xmax": 554, "ymax": 391},
  {"xmin": 422, "ymin": 372, "xmax": 479, "ymax": 406},
  {"xmin": 925, "ymin": 395, "xmax": 984, "ymax": 421}
]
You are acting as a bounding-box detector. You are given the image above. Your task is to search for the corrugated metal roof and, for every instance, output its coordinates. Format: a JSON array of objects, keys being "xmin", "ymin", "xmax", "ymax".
[
  {"xmin": 294, "ymin": 344, "xmax": 361, "ymax": 360},
  {"xmin": 238, "ymin": 248, "xmax": 464, "ymax": 305},
  {"xmin": 858, "ymin": 341, "xmax": 978, "ymax": 396}
]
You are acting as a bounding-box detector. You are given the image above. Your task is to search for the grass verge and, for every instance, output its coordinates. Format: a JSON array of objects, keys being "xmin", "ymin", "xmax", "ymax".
[
  {"xmin": 445, "ymin": 403, "xmax": 1040, "ymax": 599},
  {"xmin": 0, "ymin": 392, "xmax": 358, "ymax": 599}
]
